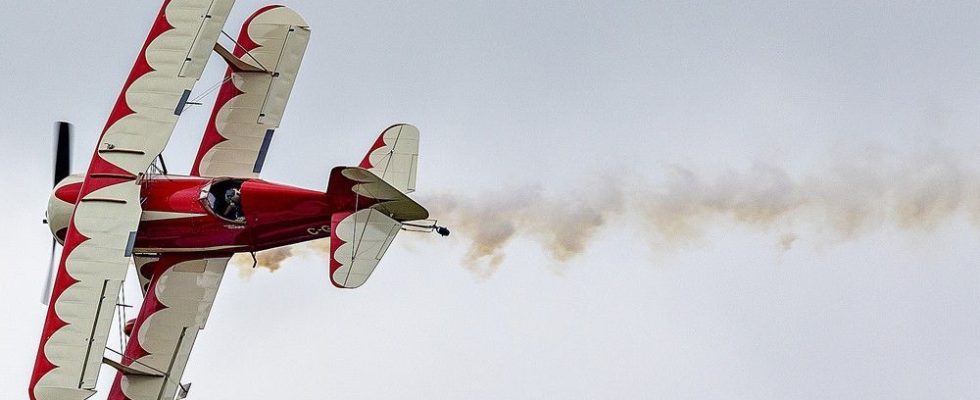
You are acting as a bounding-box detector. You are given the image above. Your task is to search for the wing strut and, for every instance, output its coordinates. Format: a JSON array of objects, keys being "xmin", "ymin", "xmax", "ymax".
[
  {"xmin": 212, "ymin": 43, "xmax": 267, "ymax": 73},
  {"xmin": 156, "ymin": 154, "xmax": 168, "ymax": 175},
  {"xmin": 101, "ymin": 357, "xmax": 163, "ymax": 378}
]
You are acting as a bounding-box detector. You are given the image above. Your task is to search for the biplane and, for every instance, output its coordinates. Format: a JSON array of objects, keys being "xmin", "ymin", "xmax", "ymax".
[{"xmin": 32, "ymin": 2, "xmax": 447, "ymax": 399}]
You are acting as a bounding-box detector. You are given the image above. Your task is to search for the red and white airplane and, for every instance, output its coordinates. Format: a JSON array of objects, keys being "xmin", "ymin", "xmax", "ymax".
[{"xmin": 32, "ymin": 2, "xmax": 447, "ymax": 399}]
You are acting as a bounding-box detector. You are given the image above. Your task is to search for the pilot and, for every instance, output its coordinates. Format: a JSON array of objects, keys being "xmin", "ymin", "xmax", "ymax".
[{"xmin": 223, "ymin": 187, "xmax": 243, "ymax": 220}]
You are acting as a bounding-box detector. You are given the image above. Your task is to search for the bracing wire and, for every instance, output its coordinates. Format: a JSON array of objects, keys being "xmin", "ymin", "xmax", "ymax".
[
  {"xmin": 116, "ymin": 297, "xmax": 125, "ymax": 351},
  {"xmin": 104, "ymin": 346, "xmax": 188, "ymax": 390},
  {"xmin": 220, "ymin": 30, "xmax": 269, "ymax": 71},
  {"xmin": 181, "ymin": 29, "xmax": 268, "ymax": 113},
  {"xmin": 188, "ymin": 74, "xmax": 233, "ymax": 105}
]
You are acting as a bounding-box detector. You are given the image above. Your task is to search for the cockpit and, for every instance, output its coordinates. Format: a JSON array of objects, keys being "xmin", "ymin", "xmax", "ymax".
[{"xmin": 201, "ymin": 178, "xmax": 247, "ymax": 223}]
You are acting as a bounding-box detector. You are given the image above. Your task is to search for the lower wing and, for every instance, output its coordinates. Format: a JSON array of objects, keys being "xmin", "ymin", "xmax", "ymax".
[{"xmin": 107, "ymin": 254, "xmax": 229, "ymax": 400}]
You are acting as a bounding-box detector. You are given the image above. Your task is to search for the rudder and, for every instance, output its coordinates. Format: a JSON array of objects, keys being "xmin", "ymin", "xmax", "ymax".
[{"xmin": 359, "ymin": 124, "xmax": 420, "ymax": 193}]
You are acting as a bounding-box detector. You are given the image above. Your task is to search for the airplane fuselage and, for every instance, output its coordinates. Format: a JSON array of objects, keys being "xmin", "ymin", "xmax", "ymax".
[{"xmin": 47, "ymin": 174, "xmax": 356, "ymax": 256}]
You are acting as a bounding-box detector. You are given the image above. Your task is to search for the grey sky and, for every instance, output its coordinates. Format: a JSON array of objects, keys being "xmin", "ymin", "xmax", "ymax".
[{"xmin": 3, "ymin": 1, "xmax": 980, "ymax": 399}]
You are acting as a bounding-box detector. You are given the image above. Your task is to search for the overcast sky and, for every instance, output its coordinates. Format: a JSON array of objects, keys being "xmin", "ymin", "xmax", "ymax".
[{"xmin": 3, "ymin": 1, "xmax": 980, "ymax": 399}]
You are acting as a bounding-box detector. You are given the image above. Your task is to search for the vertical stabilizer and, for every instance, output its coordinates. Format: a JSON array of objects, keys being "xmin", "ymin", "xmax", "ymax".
[{"xmin": 359, "ymin": 124, "xmax": 420, "ymax": 193}]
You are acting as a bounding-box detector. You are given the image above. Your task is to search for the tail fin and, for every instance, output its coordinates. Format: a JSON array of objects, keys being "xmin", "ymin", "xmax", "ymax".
[
  {"xmin": 325, "ymin": 166, "xmax": 427, "ymax": 288},
  {"xmin": 359, "ymin": 124, "xmax": 419, "ymax": 193}
]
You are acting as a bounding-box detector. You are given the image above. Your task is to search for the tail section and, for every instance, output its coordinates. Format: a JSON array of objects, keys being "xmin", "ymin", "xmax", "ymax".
[
  {"xmin": 359, "ymin": 124, "xmax": 420, "ymax": 193},
  {"xmin": 325, "ymin": 166, "xmax": 428, "ymax": 288},
  {"xmin": 322, "ymin": 125, "xmax": 448, "ymax": 288}
]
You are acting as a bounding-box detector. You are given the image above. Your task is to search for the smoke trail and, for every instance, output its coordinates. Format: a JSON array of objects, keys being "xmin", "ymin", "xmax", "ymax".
[
  {"xmin": 231, "ymin": 239, "xmax": 330, "ymax": 277},
  {"xmin": 424, "ymin": 180, "xmax": 624, "ymax": 277},
  {"xmin": 427, "ymin": 152, "xmax": 980, "ymax": 276},
  {"xmin": 235, "ymin": 151, "xmax": 980, "ymax": 278}
]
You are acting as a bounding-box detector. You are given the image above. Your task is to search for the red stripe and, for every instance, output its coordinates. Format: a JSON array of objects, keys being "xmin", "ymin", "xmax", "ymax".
[
  {"xmin": 53, "ymin": 182, "xmax": 82, "ymax": 204},
  {"xmin": 235, "ymin": 5, "xmax": 284, "ymax": 55},
  {"xmin": 30, "ymin": 218, "xmax": 88, "ymax": 398},
  {"xmin": 329, "ymin": 211, "xmax": 353, "ymax": 288},
  {"xmin": 359, "ymin": 133, "xmax": 388, "ymax": 169},
  {"xmin": 107, "ymin": 258, "xmax": 171, "ymax": 400},
  {"xmin": 359, "ymin": 124, "xmax": 406, "ymax": 169}
]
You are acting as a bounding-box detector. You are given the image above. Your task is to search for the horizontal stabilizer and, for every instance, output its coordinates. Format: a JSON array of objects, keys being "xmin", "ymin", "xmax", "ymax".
[
  {"xmin": 327, "ymin": 167, "xmax": 429, "ymax": 221},
  {"xmin": 329, "ymin": 209, "xmax": 401, "ymax": 288}
]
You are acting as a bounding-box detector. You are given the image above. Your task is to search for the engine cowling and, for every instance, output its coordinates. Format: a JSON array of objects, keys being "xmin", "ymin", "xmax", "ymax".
[{"xmin": 47, "ymin": 174, "xmax": 84, "ymax": 245}]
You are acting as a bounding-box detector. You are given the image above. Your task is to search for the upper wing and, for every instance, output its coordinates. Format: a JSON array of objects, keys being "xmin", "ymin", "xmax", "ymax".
[
  {"xmin": 31, "ymin": 2, "xmax": 234, "ymax": 399},
  {"xmin": 191, "ymin": 6, "xmax": 311, "ymax": 178},
  {"xmin": 107, "ymin": 254, "xmax": 229, "ymax": 400}
]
